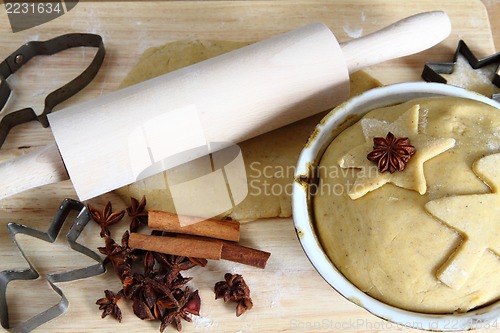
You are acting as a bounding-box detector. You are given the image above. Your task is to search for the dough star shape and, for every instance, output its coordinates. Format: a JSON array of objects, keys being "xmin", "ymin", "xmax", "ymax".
[
  {"xmin": 339, "ymin": 105, "xmax": 455, "ymax": 199},
  {"xmin": 425, "ymin": 153, "xmax": 500, "ymax": 290}
]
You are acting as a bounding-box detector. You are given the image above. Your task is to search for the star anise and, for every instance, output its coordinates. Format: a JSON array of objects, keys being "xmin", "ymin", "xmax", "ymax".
[
  {"xmin": 367, "ymin": 132, "xmax": 416, "ymax": 173},
  {"xmin": 130, "ymin": 277, "xmax": 158, "ymax": 321},
  {"xmin": 96, "ymin": 289, "xmax": 124, "ymax": 322},
  {"xmin": 143, "ymin": 250, "xmax": 156, "ymax": 276},
  {"xmin": 98, "ymin": 231, "xmax": 135, "ymax": 281},
  {"xmin": 214, "ymin": 273, "xmax": 253, "ymax": 317},
  {"xmin": 118, "ymin": 247, "xmax": 202, "ymax": 329},
  {"xmin": 95, "ymin": 195, "xmax": 254, "ymax": 332},
  {"xmin": 154, "ymin": 252, "xmax": 208, "ymax": 273},
  {"xmin": 88, "ymin": 201, "xmax": 125, "ymax": 238},
  {"xmin": 127, "ymin": 196, "xmax": 148, "ymax": 232},
  {"xmin": 159, "ymin": 288, "xmax": 201, "ymax": 332}
]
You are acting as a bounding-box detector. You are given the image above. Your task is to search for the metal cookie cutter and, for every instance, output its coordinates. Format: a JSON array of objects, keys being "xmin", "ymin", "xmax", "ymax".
[
  {"xmin": 0, "ymin": 33, "xmax": 105, "ymax": 148},
  {"xmin": 0, "ymin": 198, "xmax": 105, "ymax": 333},
  {"xmin": 421, "ymin": 40, "xmax": 500, "ymax": 102}
]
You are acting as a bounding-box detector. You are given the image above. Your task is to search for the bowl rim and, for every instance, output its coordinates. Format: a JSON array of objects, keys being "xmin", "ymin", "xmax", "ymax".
[{"xmin": 292, "ymin": 82, "xmax": 500, "ymax": 331}]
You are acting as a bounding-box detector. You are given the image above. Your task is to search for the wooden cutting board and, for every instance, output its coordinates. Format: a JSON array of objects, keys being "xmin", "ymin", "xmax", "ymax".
[{"xmin": 0, "ymin": 1, "xmax": 497, "ymax": 332}]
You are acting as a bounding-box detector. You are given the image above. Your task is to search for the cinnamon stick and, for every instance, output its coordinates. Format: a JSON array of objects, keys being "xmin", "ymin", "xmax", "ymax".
[
  {"xmin": 221, "ymin": 241, "xmax": 270, "ymax": 269},
  {"xmin": 148, "ymin": 210, "xmax": 240, "ymax": 242},
  {"xmin": 129, "ymin": 232, "xmax": 270, "ymax": 268},
  {"xmin": 129, "ymin": 233, "xmax": 222, "ymax": 260},
  {"xmin": 175, "ymin": 234, "xmax": 271, "ymax": 269}
]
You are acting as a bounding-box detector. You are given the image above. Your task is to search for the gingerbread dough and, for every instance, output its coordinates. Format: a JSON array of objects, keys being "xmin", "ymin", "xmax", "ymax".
[{"xmin": 314, "ymin": 97, "xmax": 500, "ymax": 313}]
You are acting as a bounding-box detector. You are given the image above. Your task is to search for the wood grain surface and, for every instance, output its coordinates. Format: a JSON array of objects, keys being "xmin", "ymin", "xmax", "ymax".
[{"xmin": 0, "ymin": 1, "xmax": 498, "ymax": 333}]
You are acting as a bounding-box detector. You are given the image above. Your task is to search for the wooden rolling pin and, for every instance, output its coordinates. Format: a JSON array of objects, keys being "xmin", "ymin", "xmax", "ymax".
[{"xmin": 0, "ymin": 11, "xmax": 451, "ymax": 201}]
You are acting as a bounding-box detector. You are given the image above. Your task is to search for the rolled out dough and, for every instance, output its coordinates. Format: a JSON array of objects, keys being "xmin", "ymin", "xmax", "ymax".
[{"xmin": 115, "ymin": 40, "xmax": 381, "ymax": 221}]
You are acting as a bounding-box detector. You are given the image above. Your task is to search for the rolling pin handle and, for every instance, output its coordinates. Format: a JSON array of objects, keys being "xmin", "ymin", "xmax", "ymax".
[
  {"xmin": 340, "ymin": 11, "xmax": 452, "ymax": 73},
  {"xmin": 0, "ymin": 143, "xmax": 69, "ymax": 200}
]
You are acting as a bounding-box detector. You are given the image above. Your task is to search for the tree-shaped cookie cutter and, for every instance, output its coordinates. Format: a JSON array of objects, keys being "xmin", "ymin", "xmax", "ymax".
[
  {"xmin": 421, "ymin": 39, "xmax": 500, "ymax": 102},
  {"xmin": 0, "ymin": 198, "xmax": 105, "ymax": 333}
]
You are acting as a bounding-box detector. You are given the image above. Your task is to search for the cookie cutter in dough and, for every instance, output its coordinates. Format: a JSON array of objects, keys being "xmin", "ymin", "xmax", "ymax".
[
  {"xmin": 421, "ymin": 40, "xmax": 500, "ymax": 102},
  {"xmin": 0, "ymin": 33, "xmax": 105, "ymax": 148},
  {"xmin": 0, "ymin": 198, "xmax": 105, "ymax": 333}
]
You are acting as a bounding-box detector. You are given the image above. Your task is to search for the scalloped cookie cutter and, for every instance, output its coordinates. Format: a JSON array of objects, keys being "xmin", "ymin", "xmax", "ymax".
[{"xmin": 0, "ymin": 198, "xmax": 105, "ymax": 333}]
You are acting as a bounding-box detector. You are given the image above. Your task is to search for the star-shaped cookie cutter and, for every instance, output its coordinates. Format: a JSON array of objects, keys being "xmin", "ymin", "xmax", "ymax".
[
  {"xmin": 0, "ymin": 198, "xmax": 105, "ymax": 333},
  {"xmin": 421, "ymin": 40, "xmax": 500, "ymax": 102}
]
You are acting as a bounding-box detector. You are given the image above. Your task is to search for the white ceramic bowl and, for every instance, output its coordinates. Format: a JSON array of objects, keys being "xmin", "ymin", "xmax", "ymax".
[{"xmin": 292, "ymin": 82, "xmax": 500, "ymax": 331}]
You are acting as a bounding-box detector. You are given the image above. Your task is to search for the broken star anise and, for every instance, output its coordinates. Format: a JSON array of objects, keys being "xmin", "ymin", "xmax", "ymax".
[
  {"xmin": 126, "ymin": 196, "xmax": 148, "ymax": 232},
  {"xmin": 214, "ymin": 273, "xmax": 253, "ymax": 317},
  {"xmin": 88, "ymin": 201, "xmax": 125, "ymax": 238},
  {"xmin": 367, "ymin": 132, "xmax": 416, "ymax": 173},
  {"xmin": 96, "ymin": 289, "xmax": 124, "ymax": 322}
]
